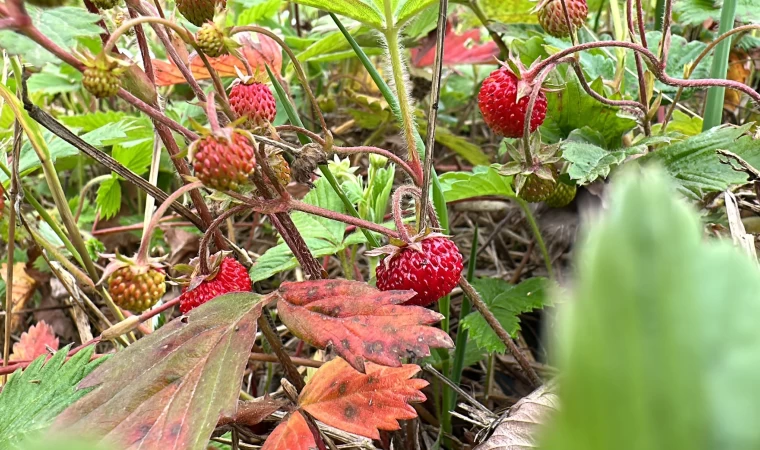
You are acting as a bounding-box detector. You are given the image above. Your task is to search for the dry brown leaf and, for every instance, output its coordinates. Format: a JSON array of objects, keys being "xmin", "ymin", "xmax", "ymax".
[
  {"xmin": 474, "ymin": 382, "xmax": 559, "ymax": 450},
  {"xmin": 724, "ymin": 50, "xmax": 751, "ymax": 113},
  {"xmin": 1, "ymin": 263, "xmax": 37, "ymax": 331}
]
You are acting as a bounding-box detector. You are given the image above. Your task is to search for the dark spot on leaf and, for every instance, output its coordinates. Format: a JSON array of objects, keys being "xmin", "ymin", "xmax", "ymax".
[
  {"xmin": 180, "ymin": 316, "xmax": 189, "ymax": 324},
  {"xmin": 170, "ymin": 423, "xmax": 182, "ymax": 437},
  {"xmin": 338, "ymin": 382, "xmax": 348, "ymax": 395},
  {"xmin": 367, "ymin": 375, "xmax": 378, "ymax": 384},
  {"xmin": 364, "ymin": 341, "xmax": 384, "ymax": 354},
  {"xmin": 341, "ymin": 339, "xmax": 350, "ymax": 349},
  {"xmin": 307, "ymin": 287, "xmax": 318, "ymax": 298},
  {"xmin": 344, "ymin": 405, "xmax": 357, "ymax": 420}
]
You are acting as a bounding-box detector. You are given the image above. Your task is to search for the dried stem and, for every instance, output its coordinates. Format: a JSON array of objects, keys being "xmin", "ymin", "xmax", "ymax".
[
  {"xmin": 459, "ymin": 276, "xmax": 542, "ymax": 388},
  {"xmin": 419, "ymin": 0, "xmax": 448, "ymax": 231}
]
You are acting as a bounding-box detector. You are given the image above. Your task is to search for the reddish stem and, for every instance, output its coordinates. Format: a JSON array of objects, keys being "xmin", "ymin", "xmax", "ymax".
[
  {"xmin": 290, "ymin": 200, "xmax": 401, "ymax": 240},
  {"xmin": 198, "ymin": 204, "xmax": 251, "ymax": 274}
]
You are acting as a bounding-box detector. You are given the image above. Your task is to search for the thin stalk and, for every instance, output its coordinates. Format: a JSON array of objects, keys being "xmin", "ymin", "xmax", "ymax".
[
  {"xmin": 702, "ymin": 0, "xmax": 737, "ymax": 130},
  {"xmin": 3, "ymin": 118, "xmax": 20, "ymax": 383},
  {"xmin": 515, "ymin": 199, "xmax": 553, "ymax": 278}
]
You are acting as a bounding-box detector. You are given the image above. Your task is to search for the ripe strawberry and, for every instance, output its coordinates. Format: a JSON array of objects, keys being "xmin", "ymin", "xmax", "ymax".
[
  {"xmin": 229, "ymin": 80, "xmax": 277, "ymax": 130},
  {"xmin": 478, "ymin": 66, "xmax": 547, "ymax": 138},
  {"xmin": 196, "ymin": 22, "xmax": 227, "ymax": 57},
  {"xmin": 176, "ymin": 0, "xmax": 225, "ymax": 26},
  {"xmin": 374, "ymin": 235, "xmax": 463, "ymax": 307},
  {"xmin": 82, "ymin": 54, "xmax": 128, "ymax": 99},
  {"xmin": 191, "ymin": 129, "xmax": 255, "ymax": 191},
  {"xmin": 179, "ymin": 257, "xmax": 251, "ymax": 314},
  {"xmin": 107, "ymin": 266, "xmax": 166, "ymax": 313},
  {"xmin": 545, "ymin": 180, "xmax": 577, "ymax": 207},
  {"xmin": 516, "ymin": 172, "xmax": 557, "ymax": 203},
  {"xmin": 537, "ymin": 0, "xmax": 588, "ymax": 38},
  {"xmin": 92, "ymin": 0, "xmax": 119, "ymax": 10}
]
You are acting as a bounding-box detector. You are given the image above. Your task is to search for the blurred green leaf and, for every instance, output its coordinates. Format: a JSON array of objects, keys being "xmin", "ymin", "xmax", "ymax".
[
  {"xmin": 676, "ymin": 0, "xmax": 760, "ymax": 26},
  {"xmin": 0, "ymin": 346, "xmax": 104, "ymax": 448},
  {"xmin": 60, "ymin": 112, "xmax": 129, "ymax": 133},
  {"xmin": 638, "ymin": 125, "xmax": 751, "ymax": 199},
  {"xmin": 651, "ymin": 110, "xmax": 703, "ymax": 136},
  {"xmin": 461, "ymin": 277, "xmax": 550, "ymax": 353},
  {"xmin": 439, "ymin": 165, "xmax": 515, "ymax": 202},
  {"xmin": 235, "ymin": 0, "xmax": 281, "ymax": 24},
  {"xmin": 0, "ymin": 7, "xmax": 103, "ymax": 66},
  {"xmin": 26, "ymin": 66, "xmax": 83, "ymax": 95},
  {"xmin": 292, "ymin": 0, "xmax": 384, "ymax": 29},
  {"xmin": 478, "ymin": 0, "xmax": 538, "ymax": 24},
  {"xmin": 434, "ymin": 127, "xmax": 490, "ymax": 166},
  {"xmin": 541, "ymin": 167, "xmax": 760, "ymax": 450}
]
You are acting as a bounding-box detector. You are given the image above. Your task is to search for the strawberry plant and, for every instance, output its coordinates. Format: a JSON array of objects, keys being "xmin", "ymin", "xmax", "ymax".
[{"xmin": 0, "ymin": 0, "xmax": 759, "ymax": 447}]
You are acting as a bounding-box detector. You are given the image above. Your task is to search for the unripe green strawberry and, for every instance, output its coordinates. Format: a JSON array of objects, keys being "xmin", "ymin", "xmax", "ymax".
[
  {"xmin": 196, "ymin": 22, "xmax": 227, "ymax": 57},
  {"xmin": 229, "ymin": 80, "xmax": 277, "ymax": 130},
  {"xmin": 176, "ymin": 0, "xmax": 225, "ymax": 26},
  {"xmin": 517, "ymin": 173, "xmax": 556, "ymax": 203},
  {"xmin": 107, "ymin": 266, "xmax": 166, "ymax": 313},
  {"xmin": 254, "ymin": 148, "xmax": 290, "ymax": 195},
  {"xmin": 25, "ymin": 0, "xmax": 68, "ymax": 8},
  {"xmin": 82, "ymin": 54, "xmax": 128, "ymax": 99},
  {"xmin": 191, "ymin": 130, "xmax": 255, "ymax": 191},
  {"xmin": 112, "ymin": 10, "xmax": 135, "ymax": 35},
  {"xmin": 537, "ymin": 0, "xmax": 588, "ymax": 38},
  {"xmin": 545, "ymin": 181, "xmax": 577, "ymax": 207},
  {"xmin": 92, "ymin": 0, "xmax": 119, "ymax": 10}
]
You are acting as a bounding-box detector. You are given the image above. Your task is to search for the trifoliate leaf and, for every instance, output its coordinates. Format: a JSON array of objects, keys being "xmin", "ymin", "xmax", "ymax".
[{"xmin": 95, "ymin": 176, "xmax": 122, "ymax": 220}]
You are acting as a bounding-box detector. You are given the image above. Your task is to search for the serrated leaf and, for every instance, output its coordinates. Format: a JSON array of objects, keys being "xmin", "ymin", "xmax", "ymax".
[
  {"xmin": 562, "ymin": 141, "xmax": 644, "ymax": 184},
  {"xmin": 543, "ymin": 71, "xmax": 637, "ymax": 148},
  {"xmin": 475, "ymin": 383, "xmax": 559, "ymax": 449},
  {"xmin": 0, "ymin": 7, "xmax": 103, "ymax": 67},
  {"xmin": 434, "ymin": 127, "xmax": 490, "ymax": 165},
  {"xmin": 95, "ymin": 176, "xmax": 122, "ymax": 220},
  {"xmin": 637, "ymin": 125, "xmax": 751, "ymax": 199},
  {"xmin": 299, "ymin": 358, "xmax": 427, "ymax": 439},
  {"xmin": 291, "ymin": 0, "xmax": 384, "ymax": 29},
  {"xmin": 113, "ymin": 141, "xmax": 153, "ymax": 176},
  {"xmin": 60, "ymin": 112, "xmax": 129, "ymax": 133},
  {"xmin": 0, "ymin": 346, "xmax": 105, "ymax": 448},
  {"xmin": 541, "ymin": 167, "xmax": 760, "ymax": 450},
  {"xmin": 55, "ymin": 293, "xmax": 264, "ymax": 450},
  {"xmin": 479, "ymin": 0, "xmax": 538, "ymax": 24},
  {"xmin": 26, "ymin": 66, "xmax": 83, "ymax": 95},
  {"xmin": 276, "ymin": 279, "xmax": 453, "ymax": 372},
  {"xmin": 395, "ymin": 0, "xmax": 436, "ymax": 26},
  {"xmin": 260, "ymin": 411, "xmax": 316, "ymax": 450},
  {"xmin": 439, "ymin": 165, "xmax": 515, "ymax": 202},
  {"xmin": 10, "ymin": 321, "xmax": 59, "ymax": 362},
  {"xmin": 461, "ymin": 277, "xmax": 550, "ymax": 354},
  {"xmin": 235, "ymin": 0, "xmax": 282, "ymax": 24},
  {"xmin": 676, "ymin": 0, "xmax": 760, "ymax": 26},
  {"xmin": 651, "ymin": 110, "xmax": 703, "ymax": 137}
]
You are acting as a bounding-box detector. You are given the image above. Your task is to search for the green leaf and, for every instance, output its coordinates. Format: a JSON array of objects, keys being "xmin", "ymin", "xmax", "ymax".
[
  {"xmin": 395, "ymin": 0, "xmax": 436, "ymax": 26},
  {"xmin": 562, "ymin": 141, "xmax": 645, "ymax": 184},
  {"xmin": 0, "ymin": 6, "xmax": 103, "ymax": 67},
  {"xmin": 478, "ymin": 0, "xmax": 538, "ymax": 24},
  {"xmin": 26, "ymin": 66, "xmax": 83, "ymax": 95},
  {"xmin": 95, "ymin": 176, "xmax": 122, "ymax": 220},
  {"xmin": 235, "ymin": 0, "xmax": 281, "ymax": 24},
  {"xmin": 292, "ymin": 0, "xmax": 384, "ymax": 29},
  {"xmin": 543, "ymin": 70, "xmax": 638, "ymax": 148},
  {"xmin": 461, "ymin": 277, "xmax": 550, "ymax": 353},
  {"xmin": 434, "ymin": 127, "xmax": 490, "ymax": 166},
  {"xmin": 60, "ymin": 112, "xmax": 129, "ymax": 133},
  {"xmin": 250, "ymin": 237, "xmax": 346, "ymax": 282},
  {"xmin": 0, "ymin": 345, "xmax": 105, "ymax": 448},
  {"xmin": 439, "ymin": 166, "xmax": 515, "ymax": 202},
  {"xmin": 55, "ymin": 293, "xmax": 264, "ymax": 450},
  {"xmin": 675, "ymin": 0, "xmax": 760, "ymax": 26},
  {"xmin": 637, "ymin": 125, "xmax": 751, "ymax": 199},
  {"xmin": 113, "ymin": 141, "xmax": 153, "ymax": 176},
  {"xmin": 651, "ymin": 110, "xmax": 703, "ymax": 136},
  {"xmin": 541, "ymin": 167, "xmax": 760, "ymax": 450},
  {"xmin": 296, "ymin": 26, "xmax": 376, "ymax": 63}
]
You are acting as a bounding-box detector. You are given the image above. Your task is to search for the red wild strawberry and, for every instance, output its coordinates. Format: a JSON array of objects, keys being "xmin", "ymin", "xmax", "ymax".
[
  {"xmin": 229, "ymin": 79, "xmax": 277, "ymax": 130},
  {"xmin": 537, "ymin": 0, "xmax": 588, "ymax": 38},
  {"xmin": 179, "ymin": 257, "xmax": 252, "ymax": 314},
  {"xmin": 478, "ymin": 66, "xmax": 547, "ymax": 138},
  {"xmin": 191, "ymin": 131, "xmax": 254, "ymax": 191},
  {"xmin": 373, "ymin": 235, "xmax": 463, "ymax": 307}
]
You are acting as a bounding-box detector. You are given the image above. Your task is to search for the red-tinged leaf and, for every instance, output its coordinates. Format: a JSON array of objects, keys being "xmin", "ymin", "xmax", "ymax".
[
  {"xmin": 299, "ymin": 358, "xmax": 428, "ymax": 440},
  {"xmin": 54, "ymin": 292, "xmax": 264, "ymax": 450},
  {"xmin": 410, "ymin": 21, "xmax": 499, "ymax": 67},
  {"xmin": 218, "ymin": 397, "xmax": 288, "ymax": 427},
  {"xmin": 153, "ymin": 33, "xmax": 283, "ymax": 86},
  {"xmin": 261, "ymin": 411, "xmax": 318, "ymax": 450},
  {"xmin": 10, "ymin": 320, "xmax": 59, "ymax": 362},
  {"xmin": 276, "ymin": 279, "xmax": 453, "ymax": 372}
]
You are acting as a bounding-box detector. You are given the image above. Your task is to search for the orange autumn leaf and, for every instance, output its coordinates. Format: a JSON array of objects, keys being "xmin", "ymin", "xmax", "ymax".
[
  {"xmin": 299, "ymin": 357, "xmax": 427, "ymax": 440},
  {"xmin": 275, "ymin": 279, "xmax": 453, "ymax": 372},
  {"xmin": 261, "ymin": 411, "xmax": 317, "ymax": 450},
  {"xmin": 10, "ymin": 320, "xmax": 59, "ymax": 361},
  {"xmin": 724, "ymin": 50, "xmax": 751, "ymax": 113},
  {"xmin": 153, "ymin": 33, "xmax": 283, "ymax": 86},
  {"xmin": 1, "ymin": 262, "xmax": 37, "ymax": 332}
]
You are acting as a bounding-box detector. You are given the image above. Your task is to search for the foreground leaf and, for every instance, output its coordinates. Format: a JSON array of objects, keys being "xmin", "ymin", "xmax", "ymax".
[
  {"xmin": 55, "ymin": 293, "xmax": 264, "ymax": 450},
  {"xmin": 299, "ymin": 358, "xmax": 427, "ymax": 439},
  {"xmin": 541, "ymin": 167, "xmax": 760, "ymax": 450},
  {"xmin": 276, "ymin": 279, "xmax": 453, "ymax": 372},
  {"xmin": 462, "ymin": 277, "xmax": 550, "ymax": 353},
  {"xmin": 475, "ymin": 382, "xmax": 559, "ymax": 449},
  {"xmin": 0, "ymin": 346, "xmax": 104, "ymax": 448},
  {"xmin": 10, "ymin": 321, "xmax": 59, "ymax": 362},
  {"xmin": 261, "ymin": 411, "xmax": 317, "ymax": 450}
]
